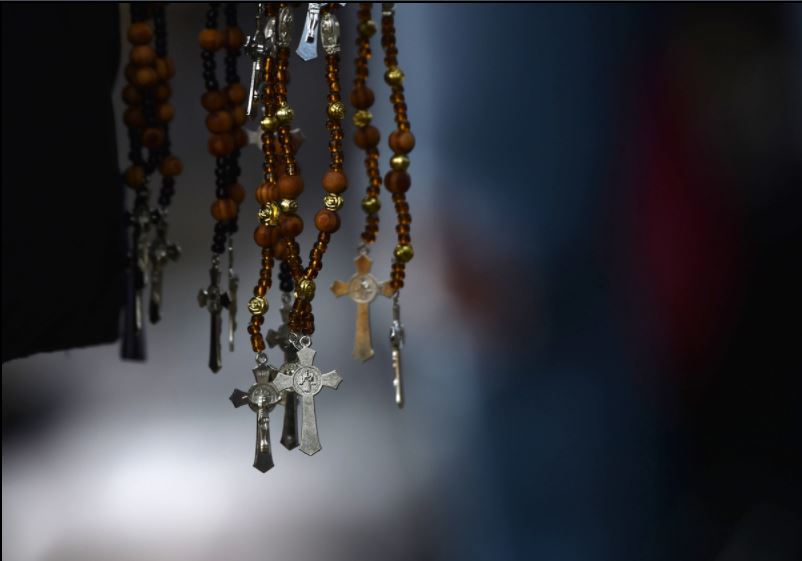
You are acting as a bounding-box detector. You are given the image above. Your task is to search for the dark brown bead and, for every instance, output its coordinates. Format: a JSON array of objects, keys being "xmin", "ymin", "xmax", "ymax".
[
  {"xmin": 227, "ymin": 83, "xmax": 247, "ymax": 105},
  {"xmin": 122, "ymin": 85, "xmax": 142, "ymax": 106},
  {"xmin": 201, "ymin": 90, "xmax": 227, "ymax": 112},
  {"xmin": 134, "ymin": 67, "xmax": 158, "ymax": 89},
  {"xmin": 154, "ymin": 57, "xmax": 176, "ymax": 80},
  {"xmin": 255, "ymin": 182, "xmax": 275, "ymax": 205},
  {"xmin": 234, "ymin": 127, "xmax": 248, "ymax": 149},
  {"xmin": 142, "ymin": 127, "xmax": 165, "ymax": 149},
  {"xmin": 206, "ymin": 110, "xmax": 233, "ymax": 133},
  {"xmin": 226, "ymin": 26, "xmax": 244, "ymax": 50},
  {"xmin": 130, "ymin": 45, "xmax": 156, "ymax": 66},
  {"xmin": 156, "ymin": 103, "xmax": 174, "ymax": 123},
  {"xmin": 280, "ymin": 215, "xmax": 304, "ymax": 238},
  {"xmin": 123, "ymin": 107, "xmax": 145, "ymax": 128},
  {"xmin": 127, "ymin": 22, "xmax": 153, "ymax": 45},
  {"xmin": 211, "ymin": 198, "xmax": 237, "ymax": 221},
  {"xmin": 349, "ymin": 86, "xmax": 375, "ymax": 109},
  {"xmin": 278, "ymin": 174, "xmax": 304, "ymax": 199},
  {"xmin": 154, "ymin": 83, "xmax": 171, "ymax": 102},
  {"xmin": 231, "ymin": 105, "xmax": 247, "ymax": 127},
  {"xmin": 124, "ymin": 165, "xmax": 146, "ymax": 189},
  {"xmin": 354, "ymin": 125, "xmax": 380, "ymax": 149},
  {"xmin": 389, "ymin": 130, "xmax": 416, "ymax": 154},
  {"xmin": 321, "ymin": 171, "xmax": 347, "ymax": 194},
  {"xmin": 314, "ymin": 210, "xmax": 340, "ymax": 233},
  {"xmin": 385, "ymin": 170, "xmax": 411, "ymax": 194},
  {"xmin": 227, "ymin": 183, "xmax": 246, "ymax": 205},
  {"xmin": 198, "ymin": 28, "xmax": 224, "ymax": 51},
  {"xmin": 208, "ymin": 133, "xmax": 235, "ymax": 156},
  {"xmin": 159, "ymin": 156, "xmax": 183, "ymax": 177},
  {"xmin": 254, "ymin": 225, "xmax": 280, "ymax": 248}
]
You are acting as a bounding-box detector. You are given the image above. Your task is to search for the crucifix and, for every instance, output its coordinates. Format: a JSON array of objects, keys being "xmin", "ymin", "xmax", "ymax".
[
  {"xmin": 148, "ymin": 211, "xmax": 181, "ymax": 324},
  {"xmin": 225, "ymin": 239, "xmax": 238, "ymax": 352},
  {"xmin": 230, "ymin": 353, "xmax": 282, "ymax": 472},
  {"xmin": 331, "ymin": 252, "xmax": 395, "ymax": 361},
  {"xmin": 389, "ymin": 293, "xmax": 405, "ymax": 408},
  {"xmin": 266, "ymin": 295, "xmax": 299, "ymax": 450},
  {"xmin": 121, "ymin": 188, "xmax": 152, "ymax": 361},
  {"xmin": 197, "ymin": 261, "xmax": 230, "ymax": 373},
  {"xmin": 272, "ymin": 339, "xmax": 342, "ymax": 456}
]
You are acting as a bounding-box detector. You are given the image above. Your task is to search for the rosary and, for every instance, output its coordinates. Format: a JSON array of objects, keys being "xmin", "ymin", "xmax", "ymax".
[{"xmin": 119, "ymin": 2, "xmax": 416, "ymax": 473}]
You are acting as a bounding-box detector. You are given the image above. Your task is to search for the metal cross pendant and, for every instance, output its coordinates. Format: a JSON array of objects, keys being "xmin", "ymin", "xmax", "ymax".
[
  {"xmin": 121, "ymin": 190, "xmax": 152, "ymax": 361},
  {"xmin": 243, "ymin": 3, "xmax": 273, "ymax": 118},
  {"xmin": 296, "ymin": 3, "xmax": 321, "ymax": 61},
  {"xmin": 230, "ymin": 353, "xmax": 282, "ymax": 472},
  {"xmin": 389, "ymin": 293, "xmax": 405, "ymax": 408},
  {"xmin": 148, "ymin": 212, "xmax": 181, "ymax": 324},
  {"xmin": 226, "ymin": 239, "xmax": 238, "ymax": 352},
  {"xmin": 197, "ymin": 261, "xmax": 230, "ymax": 373},
  {"xmin": 331, "ymin": 252, "xmax": 395, "ymax": 361},
  {"xmin": 272, "ymin": 337, "xmax": 342, "ymax": 456},
  {"xmin": 267, "ymin": 295, "xmax": 299, "ymax": 450}
]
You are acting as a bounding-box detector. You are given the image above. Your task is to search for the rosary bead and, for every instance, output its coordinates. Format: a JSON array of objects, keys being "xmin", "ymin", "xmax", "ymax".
[
  {"xmin": 280, "ymin": 198, "xmax": 298, "ymax": 214},
  {"xmin": 156, "ymin": 103, "xmax": 174, "ymax": 123},
  {"xmin": 124, "ymin": 165, "xmax": 146, "ymax": 189},
  {"xmin": 390, "ymin": 154, "xmax": 410, "ymax": 171},
  {"xmin": 314, "ymin": 209, "xmax": 341, "ymax": 233},
  {"xmin": 211, "ymin": 198, "xmax": 237, "ymax": 221},
  {"xmin": 255, "ymin": 182, "xmax": 276, "ymax": 205},
  {"xmin": 231, "ymin": 105, "xmax": 247, "ymax": 127},
  {"xmin": 352, "ymin": 110, "xmax": 372, "ymax": 127},
  {"xmin": 323, "ymin": 193, "xmax": 344, "ymax": 211},
  {"xmin": 154, "ymin": 57, "xmax": 176, "ymax": 80},
  {"xmin": 389, "ymin": 130, "xmax": 415, "ymax": 154},
  {"xmin": 349, "ymin": 86, "xmax": 374, "ymax": 109},
  {"xmin": 280, "ymin": 214, "xmax": 304, "ymax": 238},
  {"xmin": 127, "ymin": 22, "xmax": 153, "ymax": 45},
  {"xmin": 384, "ymin": 169, "xmax": 411, "ymax": 194},
  {"xmin": 227, "ymin": 183, "xmax": 246, "ymax": 205},
  {"xmin": 358, "ymin": 19, "xmax": 377, "ymax": 37},
  {"xmin": 124, "ymin": 63, "xmax": 137, "ymax": 84},
  {"xmin": 130, "ymin": 45, "xmax": 156, "ymax": 66},
  {"xmin": 251, "ymin": 334, "xmax": 265, "ymax": 352},
  {"xmin": 122, "ymin": 85, "xmax": 142, "ymax": 106},
  {"xmin": 258, "ymin": 202, "xmax": 280, "ymax": 226},
  {"xmin": 260, "ymin": 115, "xmax": 278, "ymax": 132},
  {"xmin": 154, "ymin": 83, "xmax": 171, "ymax": 102},
  {"xmin": 201, "ymin": 90, "xmax": 227, "ymax": 112},
  {"xmin": 322, "ymin": 171, "xmax": 348, "ymax": 194},
  {"xmin": 273, "ymin": 240, "xmax": 288, "ymax": 260},
  {"xmin": 248, "ymin": 296, "xmax": 268, "ymax": 315},
  {"xmin": 123, "ymin": 107, "xmax": 145, "ymax": 128},
  {"xmin": 361, "ymin": 195, "xmax": 381, "ymax": 214},
  {"xmin": 208, "ymin": 133, "xmax": 235, "ymax": 156},
  {"xmin": 295, "ymin": 278, "xmax": 316, "ymax": 300},
  {"xmin": 159, "ymin": 155, "xmax": 183, "ymax": 177},
  {"xmin": 198, "ymin": 28, "xmax": 225, "ymax": 51},
  {"xmin": 394, "ymin": 244, "xmax": 414, "ymax": 263},
  {"xmin": 225, "ymin": 26, "xmax": 244, "ymax": 50},
  {"xmin": 232, "ymin": 127, "xmax": 247, "ymax": 148},
  {"xmin": 278, "ymin": 174, "xmax": 304, "ymax": 199},
  {"xmin": 354, "ymin": 125, "xmax": 380, "ymax": 149},
  {"xmin": 253, "ymin": 224, "xmax": 280, "ymax": 247},
  {"xmin": 275, "ymin": 104, "xmax": 295, "ymax": 124},
  {"xmin": 206, "ymin": 110, "xmax": 233, "ymax": 133},
  {"xmin": 327, "ymin": 101, "xmax": 346, "ymax": 120},
  {"xmin": 142, "ymin": 127, "xmax": 165, "ymax": 149},
  {"xmin": 227, "ymin": 83, "xmax": 247, "ymax": 105},
  {"xmin": 134, "ymin": 67, "xmax": 159, "ymax": 88},
  {"xmin": 384, "ymin": 66, "xmax": 404, "ymax": 86}
]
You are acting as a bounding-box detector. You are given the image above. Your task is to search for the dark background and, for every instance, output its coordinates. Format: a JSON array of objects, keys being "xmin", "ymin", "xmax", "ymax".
[{"xmin": 3, "ymin": 3, "xmax": 801, "ymax": 561}]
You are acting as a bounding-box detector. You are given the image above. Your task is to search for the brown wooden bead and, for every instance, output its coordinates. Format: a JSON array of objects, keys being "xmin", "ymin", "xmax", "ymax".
[
  {"xmin": 354, "ymin": 125, "xmax": 380, "ymax": 149},
  {"xmin": 208, "ymin": 133, "xmax": 235, "ymax": 156},
  {"xmin": 127, "ymin": 22, "xmax": 153, "ymax": 45},
  {"xmin": 154, "ymin": 57, "xmax": 175, "ymax": 80},
  {"xmin": 206, "ymin": 110, "xmax": 233, "ymax": 134},
  {"xmin": 385, "ymin": 170, "xmax": 411, "ymax": 194},
  {"xmin": 389, "ymin": 130, "xmax": 416, "ymax": 154},
  {"xmin": 280, "ymin": 215, "xmax": 304, "ymax": 238},
  {"xmin": 124, "ymin": 165, "xmax": 146, "ymax": 189},
  {"xmin": 198, "ymin": 28, "xmax": 224, "ymax": 51},
  {"xmin": 130, "ymin": 45, "xmax": 156, "ymax": 66},
  {"xmin": 349, "ymin": 86, "xmax": 375, "ymax": 109},
  {"xmin": 142, "ymin": 127, "xmax": 165, "ymax": 149},
  {"xmin": 227, "ymin": 83, "xmax": 247, "ymax": 105},
  {"xmin": 159, "ymin": 155, "xmax": 183, "ymax": 177},
  {"xmin": 154, "ymin": 83, "xmax": 171, "ymax": 102},
  {"xmin": 122, "ymin": 85, "xmax": 142, "ymax": 105},
  {"xmin": 211, "ymin": 198, "xmax": 237, "ymax": 221},
  {"xmin": 321, "ymin": 170, "xmax": 348, "ymax": 194},
  {"xmin": 134, "ymin": 67, "xmax": 158, "ymax": 89},
  {"xmin": 314, "ymin": 209, "xmax": 341, "ymax": 233},
  {"xmin": 273, "ymin": 240, "xmax": 288, "ymax": 260},
  {"xmin": 156, "ymin": 103, "xmax": 174, "ymax": 123},
  {"xmin": 278, "ymin": 174, "xmax": 304, "ymax": 199},
  {"xmin": 225, "ymin": 26, "xmax": 244, "ymax": 50},
  {"xmin": 254, "ymin": 225, "xmax": 280, "ymax": 248},
  {"xmin": 124, "ymin": 64, "xmax": 137, "ymax": 84},
  {"xmin": 234, "ymin": 127, "xmax": 248, "ymax": 149},
  {"xmin": 255, "ymin": 183, "xmax": 274, "ymax": 205},
  {"xmin": 231, "ymin": 105, "xmax": 247, "ymax": 127},
  {"xmin": 227, "ymin": 183, "xmax": 246, "ymax": 205},
  {"xmin": 201, "ymin": 90, "xmax": 227, "ymax": 111},
  {"xmin": 123, "ymin": 107, "xmax": 145, "ymax": 128}
]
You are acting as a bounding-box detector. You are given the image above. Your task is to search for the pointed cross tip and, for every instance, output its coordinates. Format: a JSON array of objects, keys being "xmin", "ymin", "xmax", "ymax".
[
  {"xmin": 300, "ymin": 444, "xmax": 321, "ymax": 456},
  {"xmin": 253, "ymin": 458, "xmax": 275, "ymax": 473}
]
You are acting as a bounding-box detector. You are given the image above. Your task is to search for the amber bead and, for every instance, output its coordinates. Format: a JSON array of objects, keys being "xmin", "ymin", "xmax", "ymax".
[
  {"xmin": 123, "ymin": 107, "xmax": 145, "ymax": 128},
  {"xmin": 280, "ymin": 215, "xmax": 304, "ymax": 238},
  {"xmin": 154, "ymin": 57, "xmax": 175, "ymax": 80},
  {"xmin": 385, "ymin": 170, "xmax": 411, "ymax": 194},
  {"xmin": 206, "ymin": 111, "xmax": 233, "ymax": 134},
  {"xmin": 142, "ymin": 127, "xmax": 165, "ymax": 149},
  {"xmin": 227, "ymin": 83, "xmax": 247, "ymax": 105},
  {"xmin": 208, "ymin": 133, "xmax": 235, "ymax": 156},
  {"xmin": 198, "ymin": 28, "xmax": 224, "ymax": 51},
  {"xmin": 231, "ymin": 105, "xmax": 247, "ymax": 127},
  {"xmin": 127, "ymin": 22, "xmax": 153, "ymax": 45},
  {"xmin": 134, "ymin": 67, "xmax": 158, "ymax": 89},
  {"xmin": 314, "ymin": 210, "xmax": 341, "ymax": 233},
  {"xmin": 278, "ymin": 174, "xmax": 304, "ymax": 199},
  {"xmin": 154, "ymin": 83, "xmax": 171, "ymax": 102},
  {"xmin": 201, "ymin": 90, "xmax": 227, "ymax": 112},
  {"xmin": 121, "ymin": 85, "xmax": 142, "ymax": 105},
  {"xmin": 389, "ymin": 130, "xmax": 416, "ymax": 154},
  {"xmin": 159, "ymin": 156, "xmax": 183, "ymax": 177},
  {"xmin": 349, "ymin": 86, "xmax": 375, "ymax": 109},
  {"xmin": 234, "ymin": 127, "xmax": 248, "ymax": 149},
  {"xmin": 321, "ymin": 171, "xmax": 348, "ymax": 194},
  {"xmin": 124, "ymin": 165, "xmax": 146, "ymax": 189},
  {"xmin": 251, "ymin": 334, "xmax": 265, "ymax": 352},
  {"xmin": 225, "ymin": 26, "xmax": 244, "ymax": 50},
  {"xmin": 254, "ymin": 224, "xmax": 280, "ymax": 248},
  {"xmin": 354, "ymin": 125, "xmax": 380, "ymax": 149},
  {"xmin": 211, "ymin": 198, "xmax": 237, "ymax": 221},
  {"xmin": 130, "ymin": 45, "xmax": 156, "ymax": 66},
  {"xmin": 255, "ymin": 183, "xmax": 274, "ymax": 205},
  {"xmin": 227, "ymin": 183, "xmax": 246, "ymax": 205},
  {"xmin": 156, "ymin": 103, "xmax": 174, "ymax": 123}
]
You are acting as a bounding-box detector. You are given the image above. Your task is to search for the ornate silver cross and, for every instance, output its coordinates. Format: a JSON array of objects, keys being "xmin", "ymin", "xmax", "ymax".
[
  {"xmin": 148, "ymin": 211, "xmax": 181, "ymax": 324},
  {"xmin": 331, "ymin": 251, "xmax": 395, "ymax": 361},
  {"xmin": 272, "ymin": 337, "xmax": 342, "ymax": 455},
  {"xmin": 267, "ymin": 294, "xmax": 300, "ymax": 449},
  {"xmin": 197, "ymin": 260, "xmax": 230, "ymax": 373},
  {"xmin": 230, "ymin": 353, "xmax": 282, "ymax": 472}
]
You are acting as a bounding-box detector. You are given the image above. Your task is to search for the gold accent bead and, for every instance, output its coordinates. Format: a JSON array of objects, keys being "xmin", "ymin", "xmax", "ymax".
[
  {"xmin": 275, "ymin": 103, "xmax": 294, "ymax": 124},
  {"xmin": 394, "ymin": 244, "xmax": 414, "ymax": 263},
  {"xmin": 257, "ymin": 202, "xmax": 280, "ymax": 226},
  {"xmin": 390, "ymin": 154, "xmax": 410, "ymax": 171},
  {"xmin": 384, "ymin": 66, "xmax": 404, "ymax": 86},
  {"xmin": 358, "ymin": 19, "xmax": 377, "ymax": 37},
  {"xmin": 352, "ymin": 110, "xmax": 373, "ymax": 128},
  {"xmin": 327, "ymin": 101, "xmax": 345, "ymax": 120},
  {"xmin": 361, "ymin": 195, "xmax": 381, "ymax": 214},
  {"xmin": 279, "ymin": 198, "xmax": 298, "ymax": 214},
  {"xmin": 260, "ymin": 115, "xmax": 277, "ymax": 131},
  {"xmin": 323, "ymin": 193, "xmax": 344, "ymax": 211},
  {"xmin": 248, "ymin": 296, "xmax": 267, "ymax": 315},
  {"xmin": 295, "ymin": 278, "xmax": 316, "ymax": 300}
]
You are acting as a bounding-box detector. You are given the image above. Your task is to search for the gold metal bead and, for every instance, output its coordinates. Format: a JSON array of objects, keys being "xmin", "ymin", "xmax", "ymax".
[
  {"xmin": 275, "ymin": 103, "xmax": 294, "ymax": 124},
  {"xmin": 295, "ymin": 278, "xmax": 316, "ymax": 300},
  {"xmin": 260, "ymin": 115, "xmax": 277, "ymax": 131},
  {"xmin": 248, "ymin": 296, "xmax": 268, "ymax": 315},
  {"xmin": 323, "ymin": 193, "xmax": 344, "ymax": 211},
  {"xmin": 361, "ymin": 195, "xmax": 381, "ymax": 214},
  {"xmin": 327, "ymin": 101, "xmax": 345, "ymax": 120},
  {"xmin": 394, "ymin": 244, "xmax": 414, "ymax": 263},
  {"xmin": 384, "ymin": 66, "xmax": 404, "ymax": 86},
  {"xmin": 279, "ymin": 198, "xmax": 298, "ymax": 214},
  {"xmin": 257, "ymin": 202, "xmax": 280, "ymax": 226},
  {"xmin": 358, "ymin": 19, "xmax": 377, "ymax": 37},
  {"xmin": 390, "ymin": 154, "xmax": 410, "ymax": 171},
  {"xmin": 352, "ymin": 110, "xmax": 372, "ymax": 128}
]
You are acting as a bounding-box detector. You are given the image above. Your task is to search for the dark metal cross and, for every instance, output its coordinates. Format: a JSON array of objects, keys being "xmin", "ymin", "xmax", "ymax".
[{"xmin": 198, "ymin": 265, "xmax": 230, "ymax": 373}]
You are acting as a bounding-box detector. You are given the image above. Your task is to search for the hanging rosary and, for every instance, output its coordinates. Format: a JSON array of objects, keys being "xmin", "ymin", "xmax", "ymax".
[{"xmin": 117, "ymin": 2, "xmax": 416, "ymax": 473}]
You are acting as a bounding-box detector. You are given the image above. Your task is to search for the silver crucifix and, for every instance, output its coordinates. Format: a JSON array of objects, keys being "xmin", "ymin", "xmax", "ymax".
[
  {"xmin": 197, "ymin": 260, "xmax": 230, "ymax": 373},
  {"xmin": 230, "ymin": 353, "xmax": 282, "ymax": 472},
  {"xmin": 244, "ymin": 3, "xmax": 273, "ymax": 118},
  {"xmin": 267, "ymin": 293, "xmax": 299, "ymax": 450},
  {"xmin": 272, "ymin": 336, "xmax": 342, "ymax": 455},
  {"xmin": 389, "ymin": 292, "xmax": 405, "ymax": 408},
  {"xmin": 148, "ymin": 211, "xmax": 181, "ymax": 324}
]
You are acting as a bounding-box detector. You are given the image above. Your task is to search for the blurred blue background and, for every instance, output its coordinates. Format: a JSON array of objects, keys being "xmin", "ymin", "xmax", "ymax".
[{"xmin": 3, "ymin": 3, "xmax": 802, "ymax": 561}]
